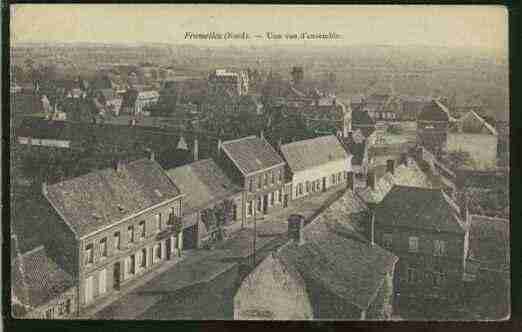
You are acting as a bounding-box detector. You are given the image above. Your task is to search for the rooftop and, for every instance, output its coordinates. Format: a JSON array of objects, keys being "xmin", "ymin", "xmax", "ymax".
[
  {"xmin": 418, "ymin": 100, "xmax": 454, "ymax": 122},
  {"xmin": 11, "ymin": 245, "xmax": 75, "ymax": 309},
  {"xmin": 280, "ymin": 135, "xmax": 350, "ymax": 173},
  {"xmin": 375, "ymin": 186, "xmax": 467, "ymax": 234},
  {"xmin": 166, "ymin": 159, "xmax": 242, "ymax": 215},
  {"xmin": 45, "ymin": 158, "xmax": 182, "ymax": 238},
  {"xmin": 221, "ymin": 136, "xmax": 285, "ymax": 175},
  {"xmin": 277, "ymin": 190, "xmax": 397, "ymax": 311}
]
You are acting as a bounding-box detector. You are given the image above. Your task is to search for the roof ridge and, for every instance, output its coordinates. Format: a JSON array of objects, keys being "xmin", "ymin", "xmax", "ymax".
[{"xmin": 221, "ymin": 135, "xmax": 257, "ymax": 145}]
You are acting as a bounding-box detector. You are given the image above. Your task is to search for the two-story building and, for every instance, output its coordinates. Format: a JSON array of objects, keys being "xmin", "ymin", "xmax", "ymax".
[
  {"xmin": 43, "ymin": 157, "xmax": 185, "ymax": 313},
  {"xmin": 279, "ymin": 135, "xmax": 352, "ymax": 201},
  {"xmin": 219, "ymin": 135, "xmax": 286, "ymax": 223},
  {"xmin": 373, "ymin": 186, "xmax": 469, "ymax": 311},
  {"xmin": 416, "ymin": 100, "xmax": 453, "ymax": 156},
  {"xmin": 166, "ymin": 159, "xmax": 244, "ymax": 246}
]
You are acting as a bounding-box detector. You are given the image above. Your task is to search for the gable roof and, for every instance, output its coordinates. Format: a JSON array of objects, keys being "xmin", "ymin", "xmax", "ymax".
[
  {"xmin": 278, "ymin": 190, "xmax": 397, "ymax": 311},
  {"xmin": 375, "ymin": 186, "xmax": 466, "ymax": 234},
  {"xmin": 468, "ymin": 215, "xmax": 509, "ymax": 272},
  {"xmin": 356, "ymin": 159, "xmax": 433, "ymax": 204},
  {"xmin": 166, "ymin": 159, "xmax": 241, "ymax": 215},
  {"xmin": 45, "ymin": 158, "xmax": 182, "ymax": 238},
  {"xmin": 280, "ymin": 135, "xmax": 350, "ymax": 173},
  {"xmin": 221, "ymin": 136, "xmax": 285, "ymax": 175},
  {"xmin": 418, "ymin": 100, "xmax": 452, "ymax": 122},
  {"xmin": 12, "ymin": 246, "xmax": 75, "ymax": 309}
]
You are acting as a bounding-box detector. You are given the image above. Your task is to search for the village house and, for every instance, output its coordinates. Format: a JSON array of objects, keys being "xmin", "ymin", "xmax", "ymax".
[
  {"xmin": 279, "ymin": 135, "xmax": 352, "ymax": 201},
  {"xmin": 166, "ymin": 158, "xmax": 244, "ymax": 247},
  {"xmin": 341, "ymin": 131, "xmax": 370, "ymax": 180},
  {"xmin": 398, "ymin": 95, "xmax": 433, "ymax": 121},
  {"xmin": 11, "ymin": 235, "xmax": 77, "ymax": 319},
  {"xmin": 219, "ymin": 135, "xmax": 287, "ymax": 222},
  {"xmin": 120, "ymin": 88, "xmax": 159, "ymax": 116},
  {"xmin": 234, "ymin": 189, "xmax": 398, "ymax": 320},
  {"xmin": 416, "ymin": 100, "xmax": 454, "ymax": 156},
  {"xmin": 208, "ymin": 69, "xmax": 249, "ymax": 96},
  {"xmin": 42, "ymin": 157, "xmax": 187, "ymax": 313},
  {"xmin": 358, "ymin": 94, "xmax": 400, "ymax": 122},
  {"xmin": 372, "ymin": 186, "xmax": 470, "ymax": 311}
]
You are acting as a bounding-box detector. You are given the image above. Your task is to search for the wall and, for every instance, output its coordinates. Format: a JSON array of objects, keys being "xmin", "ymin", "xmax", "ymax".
[
  {"xmin": 291, "ymin": 158, "xmax": 350, "ymax": 200},
  {"xmin": 234, "ymin": 254, "xmax": 314, "ymax": 320},
  {"xmin": 78, "ymin": 198, "xmax": 183, "ymax": 309},
  {"xmin": 25, "ymin": 286, "xmax": 77, "ymax": 319}
]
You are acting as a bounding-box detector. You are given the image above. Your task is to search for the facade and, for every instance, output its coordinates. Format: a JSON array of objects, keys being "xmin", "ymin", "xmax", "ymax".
[
  {"xmin": 166, "ymin": 159, "xmax": 244, "ymax": 246},
  {"xmin": 398, "ymin": 95, "xmax": 433, "ymax": 120},
  {"xmin": 416, "ymin": 100, "xmax": 452, "ymax": 156},
  {"xmin": 43, "ymin": 158, "xmax": 186, "ymax": 312},
  {"xmin": 373, "ymin": 186, "xmax": 469, "ymax": 308},
  {"xmin": 219, "ymin": 135, "xmax": 287, "ymax": 222},
  {"xmin": 235, "ymin": 190, "xmax": 398, "ymax": 320},
  {"xmin": 11, "ymin": 240, "xmax": 78, "ymax": 319},
  {"xmin": 359, "ymin": 94, "xmax": 400, "ymax": 121},
  {"xmin": 135, "ymin": 90, "xmax": 160, "ymax": 115},
  {"xmin": 280, "ymin": 135, "xmax": 352, "ymax": 200},
  {"xmin": 208, "ymin": 69, "xmax": 249, "ymax": 96}
]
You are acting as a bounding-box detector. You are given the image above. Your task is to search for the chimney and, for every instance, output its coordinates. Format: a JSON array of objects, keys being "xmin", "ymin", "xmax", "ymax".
[
  {"xmin": 366, "ymin": 170, "xmax": 376, "ymax": 190},
  {"xmin": 193, "ymin": 138, "xmax": 199, "ymax": 161},
  {"xmin": 42, "ymin": 182, "xmax": 48, "ymax": 196},
  {"xmin": 386, "ymin": 159, "xmax": 395, "ymax": 175},
  {"xmin": 346, "ymin": 171, "xmax": 354, "ymax": 192},
  {"xmin": 288, "ymin": 214, "xmax": 305, "ymax": 245}
]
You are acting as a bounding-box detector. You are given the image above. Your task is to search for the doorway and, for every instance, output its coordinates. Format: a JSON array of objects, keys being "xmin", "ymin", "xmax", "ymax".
[{"xmin": 113, "ymin": 262, "xmax": 121, "ymax": 291}]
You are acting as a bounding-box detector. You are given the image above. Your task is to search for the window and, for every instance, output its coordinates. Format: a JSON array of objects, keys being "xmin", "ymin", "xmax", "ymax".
[
  {"xmin": 337, "ymin": 173, "xmax": 342, "ymax": 183},
  {"xmin": 274, "ymin": 190, "xmax": 279, "ymax": 204},
  {"xmin": 408, "ymin": 236, "xmax": 419, "ymax": 253},
  {"xmin": 264, "ymin": 173, "xmax": 269, "ymax": 186},
  {"xmin": 383, "ymin": 233, "xmax": 393, "ymax": 249},
  {"xmin": 306, "ymin": 181, "xmax": 310, "ymax": 193},
  {"xmin": 141, "ymin": 248, "xmax": 147, "ymax": 268},
  {"xmin": 65, "ymin": 299, "xmax": 71, "ymax": 314},
  {"xmin": 278, "ymin": 170, "xmax": 282, "ymax": 182},
  {"xmin": 139, "ymin": 221, "xmax": 146, "ymax": 239},
  {"xmin": 171, "ymin": 204, "xmax": 181, "ymax": 219},
  {"xmin": 128, "ymin": 226, "xmax": 134, "ymax": 244},
  {"xmin": 278, "ymin": 189, "xmax": 282, "ymax": 203},
  {"xmin": 247, "ymin": 200, "xmax": 253, "ymax": 216},
  {"xmin": 270, "ymin": 192, "xmax": 275, "ymax": 205},
  {"xmin": 298, "ymin": 183, "xmax": 303, "ymax": 195},
  {"xmin": 434, "ymin": 240, "xmax": 446, "ymax": 256},
  {"xmin": 128, "ymin": 255, "xmax": 135, "ymax": 274},
  {"xmin": 331, "ymin": 174, "xmax": 336, "ymax": 185},
  {"xmin": 85, "ymin": 276, "xmax": 94, "ymax": 303},
  {"xmin": 100, "ymin": 238, "xmax": 107, "ymax": 258},
  {"xmin": 407, "ymin": 267, "xmax": 417, "ymax": 283},
  {"xmin": 271, "ymin": 171, "xmax": 275, "ymax": 184},
  {"xmin": 257, "ymin": 196, "xmax": 262, "ymax": 212},
  {"xmin": 155, "ymin": 244, "xmax": 162, "ymax": 261},
  {"xmin": 45, "ymin": 308, "xmax": 53, "ymax": 319},
  {"xmin": 99, "ymin": 269, "xmax": 107, "ymax": 295},
  {"xmin": 257, "ymin": 175, "xmax": 262, "ymax": 189},
  {"xmin": 433, "ymin": 270, "xmax": 446, "ymax": 287},
  {"xmin": 316, "ymin": 180, "xmax": 321, "ymax": 191},
  {"xmin": 249, "ymin": 178, "xmax": 254, "ymax": 192},
  {"xmin": 85, "ymin": 243, "xmax": 94, "ymax": 265},
  {"xmin": 114, "ymin": 232, "xmax": 121, "ymax": 251}
]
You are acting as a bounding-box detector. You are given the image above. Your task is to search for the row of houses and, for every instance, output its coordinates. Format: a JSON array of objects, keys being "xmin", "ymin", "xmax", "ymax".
[
  {"xmin": 234, "ymin": 147, "xmax": 509, "ymax": 320},
  {"xmin": 12, "ymin": 132, "xmax": 356, "ymax": 318}
]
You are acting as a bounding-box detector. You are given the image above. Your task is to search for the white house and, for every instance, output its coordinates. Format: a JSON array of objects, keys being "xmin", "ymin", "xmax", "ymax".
[{"xmin": 280, "ymin": 135, "xmax": 352, "ymax": 200}]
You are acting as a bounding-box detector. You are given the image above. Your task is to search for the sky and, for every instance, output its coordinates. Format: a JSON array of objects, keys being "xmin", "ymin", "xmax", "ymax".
[{"xmin": 11, "ymin": 5, "xmax": 508, "ymax": 51}]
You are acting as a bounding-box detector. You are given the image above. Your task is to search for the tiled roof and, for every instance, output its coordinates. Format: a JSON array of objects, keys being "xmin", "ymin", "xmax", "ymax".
[
  {"xmin": 375, "ymin": 186, "xmax": 466, "ymax": 234},
  {"xmin": 418, "ymin": 100, "xmax": 451, "ymax": 122},
  {"xmin": 278, "ymin": 190, "xmax": 397, "ymax": 310},
  {"xmin": 221, "ymin": 136, "xmax": 285, "ymax": 175},
  {"xmin": 280, "ymin": 135, "xmax": 350, "ymax": 173},
  {"xmin": 468, "ymin": 215, "xmax": 509, "ymax": 272},
  {"xmin": 356, "ymin": 160, "xmax": 433, "ymax": 204},
  {"xmin": 12, "ymin": 246, "xmax": 75, "ymax": 308},
  {"xmin": 166, "ymin": 159, "xmax": 241, "ymax": 215},
  {"xmin": 45, "ymin": 158, "xmax": 182, "ymax": 237}
]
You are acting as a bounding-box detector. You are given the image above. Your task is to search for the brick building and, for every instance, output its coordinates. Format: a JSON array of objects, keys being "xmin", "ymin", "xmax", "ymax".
[
  {"xmin": 219, "ymin": 135, "xmax": 286, "ymax": 223},
  {"xmin": 280, "ymin": 135, "xmax": 352, "ymax": 201},
  {"xmin": 43, "ymin": 158, "xmax": 186, "ymax": 312},
  {"xmin": 373, "ymin": 186, "xmax": 470, "ymax": 310}
]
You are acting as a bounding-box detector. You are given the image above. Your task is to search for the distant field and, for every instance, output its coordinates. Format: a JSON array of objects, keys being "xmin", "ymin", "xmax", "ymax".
[{"xmin": 447, "ymin": 133, "xmax": 497, "ymax": 170}]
